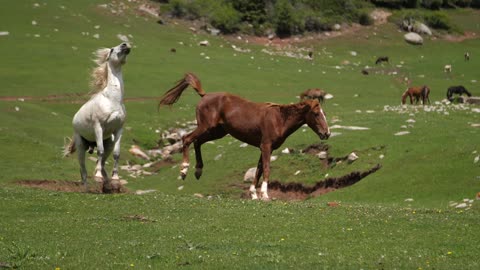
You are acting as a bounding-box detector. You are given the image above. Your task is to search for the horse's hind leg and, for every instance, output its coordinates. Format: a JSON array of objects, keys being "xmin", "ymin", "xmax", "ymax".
[
  {"xmin": 111, "ymin": 128, "xmax": 123, "ymax": 182},
  {"xmin": 101, "ymin": 137, "xmax": 115, "ymax": 192},
  {"xmin": 193, "ymin": 127, "xmax": 227, "ymax": 179},
  {"xmin": 180, "ymin": 127, "xmax": 208, "ymax": 179}
]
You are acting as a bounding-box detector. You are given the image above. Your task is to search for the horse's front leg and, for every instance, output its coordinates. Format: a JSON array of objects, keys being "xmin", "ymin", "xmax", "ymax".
[
  {"xmin": 250, "ymin": 154, "xmax": 264, "ymax": 200},
  {"xmin": 259, "ymin": 144, "xmax": 272, "ymax": 201},
  {"xmin": 111, "ymin": 128, "xmax": 123, "ymax": 182}
]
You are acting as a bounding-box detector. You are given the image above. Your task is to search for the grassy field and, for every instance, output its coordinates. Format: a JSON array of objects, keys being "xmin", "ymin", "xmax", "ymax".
[{"xmin": 1, "ymin": 1, "xmax": 479, "ymax": 269}]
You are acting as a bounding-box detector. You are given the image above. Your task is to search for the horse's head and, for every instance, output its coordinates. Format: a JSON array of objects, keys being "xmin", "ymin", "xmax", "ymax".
[
  {"xmin": 107, "ymin": 42, "xmax": 131, "ymax": 66},
  {"xmin": 304, "ymin": 99, "xmax": 330, "ymax": 140}
]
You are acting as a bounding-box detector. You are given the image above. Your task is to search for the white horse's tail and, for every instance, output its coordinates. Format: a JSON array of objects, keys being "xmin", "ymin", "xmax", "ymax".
[{"xmin": 63, "ymin": 136, "xmax": 76, "ymax": 157}]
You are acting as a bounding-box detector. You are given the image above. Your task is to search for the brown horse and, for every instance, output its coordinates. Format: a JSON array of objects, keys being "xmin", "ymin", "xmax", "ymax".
[
  {"xmin": 401, "ymin": 86, "xmax": 431, "ymax": 105},
  {"xmin": 300, "ymin": 88, "xmax": 327, "ymax": 103},
  {"xmin": 159, "ymin": 73, "xmax": 330, "ymax": 200}
]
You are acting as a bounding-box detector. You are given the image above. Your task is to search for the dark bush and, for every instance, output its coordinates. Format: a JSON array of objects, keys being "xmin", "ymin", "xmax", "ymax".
[
  {"xmin": 359, "ymin": 12, "xmax": 374, "ymax": 25},
  {"xmin": 421, "ymin": 0, "xmax": 443, "ymax": 9},
  {"xmin": 472, "ymin": 0, "xmax": 480, "ymax": 7}
]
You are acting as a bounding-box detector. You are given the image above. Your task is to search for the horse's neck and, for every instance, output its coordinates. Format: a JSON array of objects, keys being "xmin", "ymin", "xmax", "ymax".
[
  {"xmin": 103, "ymin": 63, "xmax": 124, "ymax": 102},
  {"xmin": 280, "ymin": 103, "xmax": 307, "ymax": 136}
]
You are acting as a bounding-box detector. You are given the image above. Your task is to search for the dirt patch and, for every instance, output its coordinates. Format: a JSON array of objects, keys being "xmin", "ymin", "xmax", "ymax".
[
  {"xmin": 15, "ymin": 180, "xmax": 128, "ymax": 194},
  {"xmin": 442, "ymin": 31, "xmax": 478, "ymax": 42},
  {"xmin": 241, "ymin": 164, "xmax": 381, "ymax": 201}
]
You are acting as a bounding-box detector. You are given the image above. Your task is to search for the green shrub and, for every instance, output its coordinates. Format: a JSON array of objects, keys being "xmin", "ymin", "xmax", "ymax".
[
  {"xmin": 424, "ymin": 11, "xmax": 452, "ymax": 29},
  {"xmin": 208, "ymin": 3, "xmax": 241, "ymax": 33}
]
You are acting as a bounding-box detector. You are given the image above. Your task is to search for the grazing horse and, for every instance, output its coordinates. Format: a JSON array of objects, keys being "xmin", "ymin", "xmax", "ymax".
[
  {"xmin": 401, "ymin": 86, "xmax": 431, "ymax": 105},
  {"xmin": 300, "ymin": 88, "xmax": 326, "ymax": 103},
  {"xmin": 375, "ymin": 56, "xmax": 389, "ymax": 65},
  {"xmin": 159, "ymin": 73, "xmax": 330, "ymax": 200},
  {"xmin": 64, "ymin": 42, "xmax": 131, "ymax": 193},
  {"xmin": 447, "ymin": 85, "xmax": 472, "ymax": 101}
]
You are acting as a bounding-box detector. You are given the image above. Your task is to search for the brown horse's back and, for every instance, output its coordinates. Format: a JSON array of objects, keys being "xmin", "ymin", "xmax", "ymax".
[{"xmin": 197, "ymin": 93, "xmax": 278, "ymax": 147}]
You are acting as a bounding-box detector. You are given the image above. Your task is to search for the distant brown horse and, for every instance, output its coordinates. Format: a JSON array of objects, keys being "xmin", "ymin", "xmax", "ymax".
[
  {"xmin": 300, "ymin": 88, "xmax": 327, "ymax": 103},
  {"xmin": 401, "ymin": 86, "xmax": 431, "ymax": 105},
  {"xmin": 159, "ymin": 73, "xmax": 330, "ymax": 200}
]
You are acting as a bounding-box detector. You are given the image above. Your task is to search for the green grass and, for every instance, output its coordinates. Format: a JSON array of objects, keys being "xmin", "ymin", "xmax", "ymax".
[{"xmin": 1, "ymin": 1, "xmax": 480, "ymax": 269}]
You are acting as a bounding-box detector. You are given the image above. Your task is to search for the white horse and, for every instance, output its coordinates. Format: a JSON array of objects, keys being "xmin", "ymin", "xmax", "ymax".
[{"xmin": 64, "ymin": 42, "xmax": 131, "ymax": 192}]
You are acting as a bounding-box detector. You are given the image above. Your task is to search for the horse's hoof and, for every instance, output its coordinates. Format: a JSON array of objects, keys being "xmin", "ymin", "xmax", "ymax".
[
  {"xmin": 194, "ymin": 169, "xmax": 202, "ymax": 180},
  {"xmin": 111, "ymin": 174, "xmax": 120, "ymax": 181}
]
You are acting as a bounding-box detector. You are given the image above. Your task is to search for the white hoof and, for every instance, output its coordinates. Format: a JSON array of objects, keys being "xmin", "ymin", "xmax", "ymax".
[
  {"xmin": 111, "ymin": 174, "xmax": 120, "ymax": 181},
  {"xmin": 251, "ymin": 192, "xmax": 259, "ymax": 200},
  {"xmin": 261, "ymin": 193, "xmax": 270, "ymax": 201}
]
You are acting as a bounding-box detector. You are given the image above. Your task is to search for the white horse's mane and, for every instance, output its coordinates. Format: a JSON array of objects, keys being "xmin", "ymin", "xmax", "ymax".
[{"xmin": 89, "ymin": 48, "xmax": 110, "ymax": 95}]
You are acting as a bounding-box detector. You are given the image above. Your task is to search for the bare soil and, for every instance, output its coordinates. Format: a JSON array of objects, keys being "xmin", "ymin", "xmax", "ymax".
[
  {"xmin": 241, "ymin": 164, "xmax": 381, "ymax": 201},
  {"xmin": 16, "ymin": 179, "xmax": 128, "ymax": 194}
]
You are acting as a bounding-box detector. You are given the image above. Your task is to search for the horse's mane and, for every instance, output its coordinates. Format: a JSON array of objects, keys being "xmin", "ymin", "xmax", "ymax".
[{"xmin": 88, "ymin": 48, "xmax": 110, "ymax": 95}]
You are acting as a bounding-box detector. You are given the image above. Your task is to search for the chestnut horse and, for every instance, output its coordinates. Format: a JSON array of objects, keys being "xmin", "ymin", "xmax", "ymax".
[
  {"xmin": 401, "ymin": 86, "xmax": 431, "ymax": 105},
  {"xmin": 300, "ymin": 88, "xmax": 326, "ymax": 103},
  {"xmin": 159, "ymin": 73, "xmax": 330, "ymax": 200}
]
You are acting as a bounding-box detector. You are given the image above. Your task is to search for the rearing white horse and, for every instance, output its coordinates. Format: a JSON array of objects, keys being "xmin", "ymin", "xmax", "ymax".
[{"xmin": 64, "ymin": 42, "xmax": 131, "ymax": 193}]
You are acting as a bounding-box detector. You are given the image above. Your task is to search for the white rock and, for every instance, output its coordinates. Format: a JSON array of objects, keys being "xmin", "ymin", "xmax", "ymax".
[
  {"xmin": 348, "ymin": 152, "xmax": 358, "ymax": 162},
  {"xmin": 199, "ymin": 40, "xmax": 209, "ymax": 46},
  {"xmin": 281, "ymin": 148, "xmax": 290, "ymax": 154},
  {"xmin": 474, "ymin": 156, "xmax": 479, "ymax": 163},
  {"xmin": 214, "ymin": 154, "xmax": 222, "ymax": 160},
  {"xmin": 324, "ymin": 94, "xmax": 334, "ymax": 99},
  {"xmin": 455, "ymin": 203, "xmax": 468, "ymax": 209},
  {"xmin": 406, "ymin": 119, "xmax": 416, "ymax": 123},
  {"xmin": 317, "ymin": 151, "xmax": 328, "ymax": 159},
  {"xmin": 135, "ymin": 189, "xmax": 156, "ymax": 195},
  {"xmin": 270, "ymin": 155, "xmax": 278, "ymax": 162},
  {"xmin": 244, "ymin": 167, "xmax": 257, "ymax": 182},
  {"xmin": 239, "ymin": 143, "xmax": 248, "ymax": 148},
  {"xmin": 404, "ymin": 32, "xmax": 423, "ymax": 45},
  {"xmin": 404, "ymin": 198, "xmax": 414, "ymax": 202},
  {"xmin": 379, "ymin": 154, "xmax": 385, "ymax": 159},
  {"xmin": 177, "ymin": 185, "xmax": 184, "ymax": 191},
  {"xmin": 0, "ymin": 31, "xmax": 10, "ymax": 36},
  {"xmin": 294, "ymin": 170, "xmax": 301, "ymax": 176},
  {"xmin": 394, "ymin": 131, "xmax": 410, "ymax": 136}
]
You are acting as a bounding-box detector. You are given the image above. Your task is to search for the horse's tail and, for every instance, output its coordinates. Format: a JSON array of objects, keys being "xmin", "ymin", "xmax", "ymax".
[
  {"xmin": 63, "ymin": 136, "xmax": 76, "ymax": 157},
  {"xmin": 401, "ymin": 89, "xmax": 409, "ymax": 104},
  {"xmin": 159, "ymin": 72, "xmax": 206, "ymax": 107}
]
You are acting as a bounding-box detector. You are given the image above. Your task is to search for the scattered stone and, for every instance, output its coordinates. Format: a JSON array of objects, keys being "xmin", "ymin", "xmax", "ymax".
[
  {"xmin": 239, "ymin": 143, "xmax": 248, "ymax": 148},
  {"xmin": 135, "ymin": 189, "xmax": 156, "ymax": 195},
  {"xmin": 214, "ymin": 153, "xmax": 222, "ymax": 160},
  {"xmin": 270, "ymin": 155, "xmax": 278, "ymax": 162},
  {"xmin": 0, "ymin": 31, "xmax": 9, "ymax": 36},
  {"xmin": 330, "ymin": 125, "xmax": 369, "ymax": 131},
  {"xmin": 474, "ymin": 156, "xmax": 479, "ymax": 164},
  {"xmin": 404, "ymin": 32, "xmax": 423, "ymax": 45},
  {"xmin": 317, "ymin": 151, "xmax": 328, "ymax": 159},
  {"xmin": 348, "ymin": 152, "xmax": 358, "ymax": 163},
  {"xmin": 129, "ymin": 145, "xmax": 150, "ymax": 160},
  {"xmin": 281, "ymin": 148, "xmax": 291, "ymax": 154},
  {"xmin": 294, "ymin": 170, "xmax": 301, "ymax": 176},
  {"xmin": 193, "ymin": 193, "xmax": 204, "ymax": 198},
  {"xmin": 379, "ymin": 154, "xmax": 385, "ymax": 159},
  {"xmin": 406, "ymin": 119, "xmax": 416, "ymax": 123},
  {"xmin": 394, "ymin": 131, "xmax": 410, "ymax": 136},
  {"xmin": 404, "ymin": 198, "xmax": 414, "ymax": 202},
  {"xmin": 244, "ymin": 167, "xmax": 257, "ymax": 183},
  {"xmin": 455, "ymin": 203, "xmax": 468, "ymax": 209},
  {"xmin": 199, "ymin": 40, "xmax": 209, "ymax": 46},
  {"xmin": 177, "ymin": 185, "xmax": 184, "ymax": 191}
]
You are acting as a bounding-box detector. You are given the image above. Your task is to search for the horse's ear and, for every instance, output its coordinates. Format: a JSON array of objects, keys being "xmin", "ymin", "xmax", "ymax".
[{"xmin": 106, "ymin": 48, "xmax": 114, "ymax": 61}]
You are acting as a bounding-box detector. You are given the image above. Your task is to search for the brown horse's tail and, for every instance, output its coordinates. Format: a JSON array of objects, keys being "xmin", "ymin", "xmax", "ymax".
[
  {"xmin": 63, "ymin": 136, "xmax": 76, "ymax": 157},
  {"xmin": 401, "ymin": 89, "xmax": 409, "ymax": 104},
  {"xmin": 159, "ymin": 73, "xmax": 206, "ymax": 107}
]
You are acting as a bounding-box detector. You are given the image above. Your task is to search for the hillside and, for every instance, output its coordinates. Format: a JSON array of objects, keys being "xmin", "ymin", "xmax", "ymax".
[{"xmin": 0, "ymin": 0, "xmax": 479, "ymax": 269}]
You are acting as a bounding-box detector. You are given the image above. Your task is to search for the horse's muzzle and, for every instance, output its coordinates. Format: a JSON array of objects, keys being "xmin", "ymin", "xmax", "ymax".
[{"xmin": 319, "ymin": 132, "xmax": 330, "ymax": 140}]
